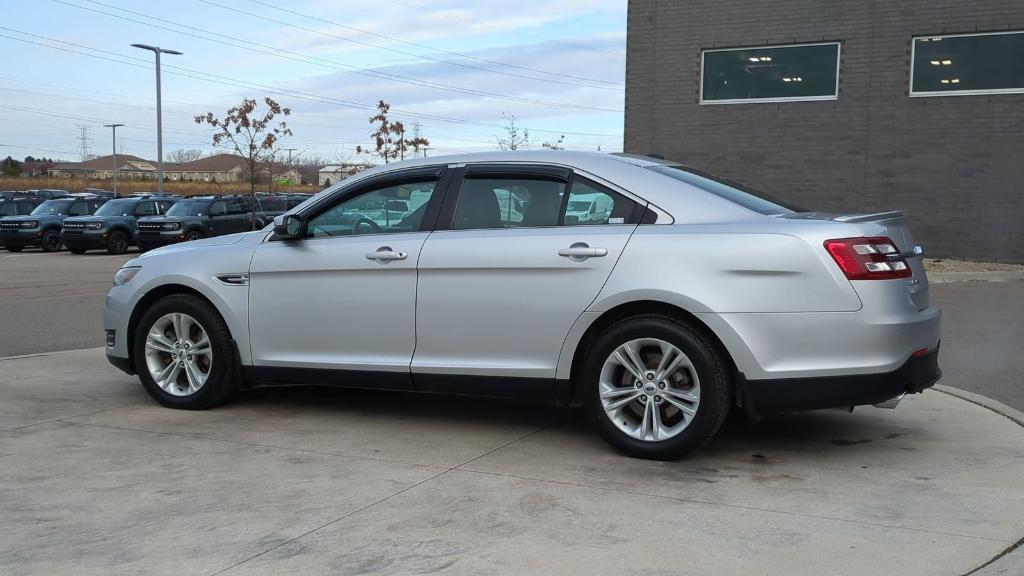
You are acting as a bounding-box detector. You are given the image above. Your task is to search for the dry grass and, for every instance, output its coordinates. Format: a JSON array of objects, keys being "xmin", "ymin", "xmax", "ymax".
[{"xmin": 0, "ymin": 177, "xmax": 320, "ymax": 197}]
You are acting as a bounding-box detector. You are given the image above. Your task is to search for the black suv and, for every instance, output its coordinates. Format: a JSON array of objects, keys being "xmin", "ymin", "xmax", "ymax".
[
  {"xmin": 0, "ymin": 195, "xmax": 108, "ymax": 252},
  {"xmin": 0, "ymin": 196, "xmax": 43, "ymax": 218},
  {"xmin": 136, "ymin": 195, "xmax": 261, "ymax": 251},
  {"xmin": 61, "ymin": 194, "xmax": 177, "ymax": 254}
]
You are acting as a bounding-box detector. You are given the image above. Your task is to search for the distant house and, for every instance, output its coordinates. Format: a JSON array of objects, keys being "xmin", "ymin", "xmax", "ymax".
[
  {"xmin": 167, "ymin": 154, "xmax": 245, "ymax": 183},
  {"xmin": 48, "ymin": 155, "xmax": 149, "ymax": 179},
  {"xmin": 48, "ymin": 153, "xmax": 246, "ymax": 183},
  {"xmin": 318, "ymin": 164, "xmax": 370, "ymax": 187},
  {"xmin": 21, "ymin": 160, "xmax": 55, "ymax": 177},
  {"xmin": 273, "ymin": 168, "xmax": 302, "ymax": 184}
]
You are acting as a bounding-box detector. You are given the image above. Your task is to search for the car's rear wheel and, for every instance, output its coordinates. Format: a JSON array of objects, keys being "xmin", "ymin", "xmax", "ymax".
[
  {"xmin": 106, "ymin": 230, "xmax": 129, "ymax": 254},
  {"xmin": 133, "ymin": 294, "xmax": 237, "ymax": 409},
  {"xmin": 40, "ymin": 229, "xmax": 62, "ymax": 252},
  {"xmin": 582, "ymin": 315, "xmax": 730, "ymax": 460},
  {"xmin": 68, "ymin": 248, "xmax": 87, "ymax": 254}
]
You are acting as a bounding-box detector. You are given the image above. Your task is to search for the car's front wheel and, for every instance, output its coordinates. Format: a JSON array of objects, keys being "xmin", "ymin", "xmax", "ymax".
[
  {"xmin": 185, "ymin": 230, "xmax": 205, "ymax": 242},
  {"xmin": 133, "ymin": 294, "xmax": 238, "ymax": 409},
  {"xmin": 582, "ymin": 315, "xmax": 730, "ymax": 460},
  {"xmin": 40, "ymin": 229, "xmax": 62, "ymax": 252},
  {"xmin": 106, "ymin": 230, "xmax": 129, "ymax": 254}
]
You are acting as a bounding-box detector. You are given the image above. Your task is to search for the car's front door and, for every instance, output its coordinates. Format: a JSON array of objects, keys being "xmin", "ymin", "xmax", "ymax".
[
  {"xmin": 247, "ymin": 167, "xmax": 449, "ymax": 383},
  {"xmin": 412, "ymin": 165, "xmax": 646, "ymax": 389}
]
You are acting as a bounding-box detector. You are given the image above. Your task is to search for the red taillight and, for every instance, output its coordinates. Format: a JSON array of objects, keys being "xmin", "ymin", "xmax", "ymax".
[{"xmin": 824, "ymin": 237, "xmax": 913, "ymax": 280}]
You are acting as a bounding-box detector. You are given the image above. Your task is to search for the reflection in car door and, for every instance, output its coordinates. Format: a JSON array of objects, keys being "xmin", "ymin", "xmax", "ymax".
[
  {"xmin": 247, "ymin": 167, "xmax": 449, "ymax": 383},
  {"xmin": 412, "ymin": 166, "xmax": 642, "ymax": 387}
]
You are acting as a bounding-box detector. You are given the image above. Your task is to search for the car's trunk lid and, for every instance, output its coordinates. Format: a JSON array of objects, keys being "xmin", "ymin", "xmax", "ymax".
[{"xmin": 780, "ymin": 210, "xmax": 929, "ymax": 310}]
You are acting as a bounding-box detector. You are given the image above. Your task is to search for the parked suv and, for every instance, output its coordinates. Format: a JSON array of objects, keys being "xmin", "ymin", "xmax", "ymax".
[
  {"xmin": 62, "ymin": 194, "xmax": 177, "ymax": 254},
  {"xmin": 0, "ymin": 196, "xmax": 43, "ymax": 218},
  {"xmin": 136, "ymin": 195, "xmax": 257, "ymax": 251},
  {"xmin": 0, "ymin": 195, "xmax": 108, "ymax": 252}
]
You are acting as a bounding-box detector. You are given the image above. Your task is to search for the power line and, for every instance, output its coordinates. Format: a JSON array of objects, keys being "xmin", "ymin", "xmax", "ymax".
[
  {"xmin": 215, "ymin": 0, "xmax": 623, "ymax": 89},
  {"xmin": 55, "ymin": 0, "xmax": 621, "ymax": 113},
  {"xmin": 379, "ymin": 0, "xmax": 626, "ymax": 57},
  {"xmin": 0, "ymin": 29, "xmax": 624, "ymax": 144},
  {"xmin": 0, "ymin": 143, "xmax": 81, "ymax": 158}
]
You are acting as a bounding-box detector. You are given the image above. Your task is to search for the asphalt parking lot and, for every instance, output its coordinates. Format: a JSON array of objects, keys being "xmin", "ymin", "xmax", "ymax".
[{"xmin": 1, "ymin": 248, "xmax": 1023, "ymax": 575}]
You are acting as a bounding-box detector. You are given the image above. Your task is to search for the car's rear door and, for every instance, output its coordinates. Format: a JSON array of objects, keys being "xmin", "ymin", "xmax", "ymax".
[
  {"xmin": 412, "ymin": 164, "xmax": 646, "ymax": 391},
  {"xmin": 247, "ymin": 166, "xmax": 450, "ymax": 382}
]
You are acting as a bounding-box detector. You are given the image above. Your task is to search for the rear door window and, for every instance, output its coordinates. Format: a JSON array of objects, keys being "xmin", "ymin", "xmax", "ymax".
[
  {"xmin": 453, "ymin": 177, "xmax": 566, "ymax": 230},
  {"xmin": 563, "ymin": 178, "xmax": 638, "ymax": 226}
]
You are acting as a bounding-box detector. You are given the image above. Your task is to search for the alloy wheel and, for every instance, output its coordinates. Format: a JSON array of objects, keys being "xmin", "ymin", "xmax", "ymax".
[
  {"xmin": 144, "ymin": 312, "xmax": 213, "ymax": 396},
  {"xmin": 599, "ymin": 338, "xmax": 701, "ymax": 442}
]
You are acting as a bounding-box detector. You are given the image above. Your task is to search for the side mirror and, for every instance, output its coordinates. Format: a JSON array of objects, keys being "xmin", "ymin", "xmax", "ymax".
[{"xmin": 273, "ymin": 214, "xmax": 304, "ymax": 239}]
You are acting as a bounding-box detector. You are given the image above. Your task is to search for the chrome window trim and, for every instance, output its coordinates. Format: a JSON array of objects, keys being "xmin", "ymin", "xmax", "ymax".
[
  {"xmin": 699, "ymin": 41, "xmax": 841, "ymax": 105},
  {"xmin": 908, "ymin": 30, "xmax": 1024, "ymax": 97}
]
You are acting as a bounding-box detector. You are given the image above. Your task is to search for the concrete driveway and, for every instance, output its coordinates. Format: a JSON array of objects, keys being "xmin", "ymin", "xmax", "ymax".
[{"xmin": 2, "ymin": 349, "xmax": 1023, "ymax": 575}]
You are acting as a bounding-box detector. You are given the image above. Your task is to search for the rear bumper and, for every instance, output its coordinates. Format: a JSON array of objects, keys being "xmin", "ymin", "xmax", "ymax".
[{"xmin": 740, "ymin": 346, "xmax": 941, "ymax": 415}]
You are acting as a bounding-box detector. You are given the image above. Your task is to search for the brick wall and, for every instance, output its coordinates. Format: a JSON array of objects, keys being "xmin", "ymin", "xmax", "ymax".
[{"xmin": 625, "ymin": 0, "xmax": 1024, "ymax": 262}]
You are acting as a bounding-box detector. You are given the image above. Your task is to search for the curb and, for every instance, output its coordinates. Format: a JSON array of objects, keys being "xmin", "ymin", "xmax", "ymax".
[
  {"xmin": 0, "ymin": 346, "xmax": 103, "ymax": 363},
  {"xmin": 935, "ymin": 385, "xmax": 1024, "ymax": 427},
  {"xmin": 934, "ymin": 385, "xmax": 1024, "ymax": 576},
  {"xmin": 927, "ymin": 271, "xmax": 1024, "ymax": 284}
]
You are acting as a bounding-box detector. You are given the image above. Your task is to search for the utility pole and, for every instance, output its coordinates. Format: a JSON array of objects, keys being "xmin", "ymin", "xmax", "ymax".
[
  {"xmin": 102, "ymin": 123, "xmax": 125, "ymax": 196},
  {"xmin": 75, "ymin": 124, "xmax": 92, "ymax": 161},
  {"xmin": 284, "ymin": 148, "xmax": 298, "ymax": 193},
  {"xmin": 131, "ymin": 44, "xmax": 182, "ymax": 195}
]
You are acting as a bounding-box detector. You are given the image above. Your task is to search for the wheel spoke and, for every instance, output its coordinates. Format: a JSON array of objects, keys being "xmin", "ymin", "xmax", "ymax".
[
  {"xmin": 662, "ymin": 394, "xmax": 697, "ymax": 418},
  {"xmin": 640, "ymin": 399, "xmax": 652, "ymax": 439},
  {"xmin": 157, "ymin": 362, "xmax": 182, "ymax": 391},
  {"xmin": 171, "ymin": 313, "xmax": 185, "ymax": 342},
  {"xmin": 145, "ymin": 334, "xmax": 176, "ymax": 354},
  {"xmin": 613, "ymin": 344, "xmax": 645, "ymax": 381},
  {"xmin": 656, "ymin": 350, "xmax": 690, "ymax": 382},
  {"xmin": 661, "ymin": 387, "xmax": 699, "ymax": 404},
  {"xmin": 182, "ymin": 360, "xmax": 206, "ymax": 392},
  {"xmin": 605, "ymin": 391, "xmax": 643, "ymax": 411},
  {"xmin": 650, "ymin": 402, "xmax": 662, "ymax": 441}
]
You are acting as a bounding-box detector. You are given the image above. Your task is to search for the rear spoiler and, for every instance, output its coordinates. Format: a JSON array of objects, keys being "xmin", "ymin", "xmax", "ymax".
[{"xmin": 832, "ymin": 210, "xmax": 904, "ymax": 223}]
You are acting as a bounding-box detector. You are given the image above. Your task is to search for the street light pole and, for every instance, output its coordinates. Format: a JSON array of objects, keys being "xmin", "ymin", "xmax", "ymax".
[
  {"xmin": 102, "ymin": 123, "xmax": 124, "ymax": 196},
  {"xmin": 131, "ymin": 44, "xmax": 182, "ymax": 195}
]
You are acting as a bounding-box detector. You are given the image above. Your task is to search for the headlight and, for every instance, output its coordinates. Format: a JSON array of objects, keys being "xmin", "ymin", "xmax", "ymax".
[
  {"xmin": 112, "ymin": 266, "xmax": 141, "ymax": 286},
  {"xmin": 20, "ymin": 221, "xmax": 38, "ymax": 228},
  {"xmin": 87, "ymin": 222, "xmax": 103, "ymax": 230},
  {"xmin": 162, "ymin": 222, "xmax": 181, "ymax": 231}
]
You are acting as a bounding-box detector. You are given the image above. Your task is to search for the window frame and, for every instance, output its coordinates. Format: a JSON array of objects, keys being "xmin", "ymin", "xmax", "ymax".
[
  {"xmin": 909, "ymin": 30, "xmax": 1024, "ymax": 98},
  {"xmin": 279, "ymin": 165, "xmax": 451, "ymax": 241},
  {"xmin": 435, "ymin": 164, "xmax": 651, "ymax": 231},
  {"xmin": 699, "ymin": 41, "xmax": 842, "ymax": 105}
]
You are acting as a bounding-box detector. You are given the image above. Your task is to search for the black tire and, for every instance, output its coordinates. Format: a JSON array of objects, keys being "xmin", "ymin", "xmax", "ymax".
[
  {"xmin": 68, "ymin": 248, "xmax": 87, "ymax": 255},
  {"xmin": 185, "ymin": 230, "xmax": 205, "ymax": 242},
  {"xmin": 133, "ymin": 294, "xmax": 238, "ymax": 409},
  {"xmin": 106, "ymin": 230, "xmax": 129, "ymax": 254},
  {"xmin": 581, "ymin": 314, "xmax": 731, "ymax": 460},
  {"xmin": 6, "ymin": 246, "xmax": 23, "ymax": 252},
  {"xmin": 40, "ymin": 229, "xmax": 62, "ymax": 252}
]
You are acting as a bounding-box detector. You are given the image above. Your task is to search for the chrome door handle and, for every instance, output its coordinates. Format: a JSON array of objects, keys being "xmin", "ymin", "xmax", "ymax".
[
  {"xmin": 365, "ymin": 247, "xmax": 408, "ymax": 261},
  {"xmin": 558, "ymin": 244, "xmax": 608, "ymax": 259}
]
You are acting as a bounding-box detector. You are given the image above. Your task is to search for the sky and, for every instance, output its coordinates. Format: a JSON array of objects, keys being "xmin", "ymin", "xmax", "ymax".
[{"xmin": 0, "ymin": 0, "xmax": 626, "ymax": 165}]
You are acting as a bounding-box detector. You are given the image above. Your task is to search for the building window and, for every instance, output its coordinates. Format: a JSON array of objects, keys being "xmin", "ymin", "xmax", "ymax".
[
  {"xmin": 700, "ymin": 42, "xmax": 840, "ymax": 104},
  {"xmin": 910, "ymin": 31, "xmax": 1024, "ymax": 96}
]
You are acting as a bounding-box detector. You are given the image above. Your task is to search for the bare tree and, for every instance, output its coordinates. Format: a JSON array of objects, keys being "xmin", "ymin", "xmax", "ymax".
[
  {"xmin": 356, "ymin": 100, "xmax": 400, "ymax": 164},
  {"xmin": 541, "ymin": 135, "xmax": 566, "ymax": 150},
  {"xmin": 166, "ymin": 148, "xmax": 204, "ymax": 164},
  {"xmin": 195, "ymin": 97, "xmax": 292, "ymax": 229},
  {"xmin": 496, "ymin": 113, "xmax": 529, "ymax": 150}
]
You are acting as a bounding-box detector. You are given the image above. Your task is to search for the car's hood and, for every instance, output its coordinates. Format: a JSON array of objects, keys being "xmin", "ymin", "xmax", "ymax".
[
  {"xmin": 2, "ymin": 215, "xmax": 51, "ymax": 223},
  {"xmin": 63, "ymin": 215, "xmax": 105, "ymax": 223},
  {"xmin": 137, "ymin": 231, "xmax": 254, "ymax": 258}
]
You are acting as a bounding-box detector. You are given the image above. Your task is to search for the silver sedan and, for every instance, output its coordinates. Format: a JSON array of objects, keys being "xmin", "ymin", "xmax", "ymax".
[{"xmin": 103, "ymin": 151, "xmax": 941, "ymax": 459}]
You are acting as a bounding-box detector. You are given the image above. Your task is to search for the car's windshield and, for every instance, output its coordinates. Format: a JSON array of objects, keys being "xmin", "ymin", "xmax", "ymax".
[
  {"xmin": 647, "ymin": 164, "xmax": 807, "ymax": 215},
  {"xmin": 165, "ymin": 200, "xmax": 207, "ymax": 216},
  {"xmin": 93, "ymin": 199, "xmax": 135, "ymax": 217},
  {"xmin": 30, "ymin": 200, "xmax": 73, "ymax": 216}
]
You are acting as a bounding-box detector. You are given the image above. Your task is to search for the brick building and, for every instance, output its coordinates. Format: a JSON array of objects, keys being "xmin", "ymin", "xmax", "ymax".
[{"xmin": 624, "ymin": 1, "xmax": 1024, "ymax": 262}]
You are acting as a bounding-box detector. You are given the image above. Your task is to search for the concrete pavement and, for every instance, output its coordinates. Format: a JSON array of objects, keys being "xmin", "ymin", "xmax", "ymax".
[{"xmin": 2, "ymin": 348, "xmax": 1023, "ymax": 575}]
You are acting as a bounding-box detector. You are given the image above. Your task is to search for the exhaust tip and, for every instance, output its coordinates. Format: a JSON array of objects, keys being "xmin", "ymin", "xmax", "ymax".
[{"xmin": 874, "ymin": 392, "xmax": 907, "ymax": 410}]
